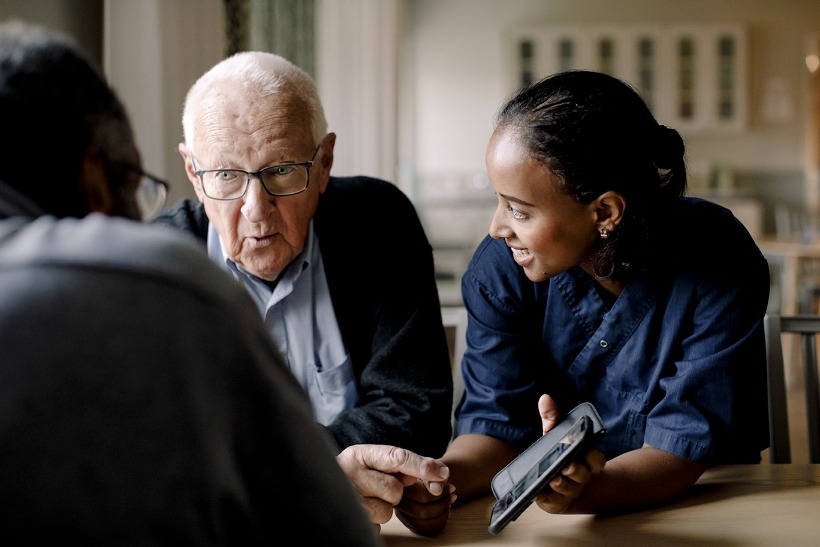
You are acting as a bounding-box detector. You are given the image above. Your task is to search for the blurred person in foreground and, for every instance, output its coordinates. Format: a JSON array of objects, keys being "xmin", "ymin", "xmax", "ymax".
[
  {"xmin": 396, "ymin": 70, "xmax": 770, "ymax": 535},
  {"xmin": 153, "ymin": 51, "xmax": 453, "ymax": 457},
  {"xmin": 0, "ymin": 20, "xmax": 445, "ymax": 542}
]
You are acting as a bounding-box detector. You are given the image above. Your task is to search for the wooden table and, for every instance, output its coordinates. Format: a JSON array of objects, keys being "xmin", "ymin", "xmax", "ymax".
[{"xmin": 380, "ymin": 464, "xmax": 820, "ymax": 546}]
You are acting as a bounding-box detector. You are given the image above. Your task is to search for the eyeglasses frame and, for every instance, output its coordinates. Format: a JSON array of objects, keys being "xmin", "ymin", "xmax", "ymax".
[
  {"xmin": 191, "ymin": 144, "xmax": 320, "ymax": 201},
  {"xmin": 119, "ymin": 162, "xmax": 170, "ymax": 220}
]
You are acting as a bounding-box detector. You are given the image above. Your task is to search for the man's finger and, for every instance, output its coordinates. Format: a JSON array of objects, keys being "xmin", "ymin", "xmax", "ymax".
[{"xmin": 357, "ymin": 445, "xmax": 450, "ymax": 483}]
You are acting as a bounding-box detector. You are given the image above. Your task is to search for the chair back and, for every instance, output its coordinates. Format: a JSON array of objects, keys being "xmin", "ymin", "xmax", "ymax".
[{"xmin": 763, "ymin": 314, "xmax": 820, "ymax": 463}]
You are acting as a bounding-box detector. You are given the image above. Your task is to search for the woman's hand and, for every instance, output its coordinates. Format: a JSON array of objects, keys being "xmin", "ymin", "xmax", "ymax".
[
  {"xmin": 533, "ymin": 449, "xmax": 606, "ymax": 513},
  {"xmin": 534, "ymin": 394, "xmax": 606, "ymax": 514},
  {"xmin": 394, "ymin": 475, "xmax": 456, "ymax": 536}
]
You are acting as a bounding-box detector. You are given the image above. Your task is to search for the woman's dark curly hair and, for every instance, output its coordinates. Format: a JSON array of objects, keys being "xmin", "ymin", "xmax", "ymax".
[{"xmin": 494, "ymin": 70, "xmax": 687, "ymax": 280}]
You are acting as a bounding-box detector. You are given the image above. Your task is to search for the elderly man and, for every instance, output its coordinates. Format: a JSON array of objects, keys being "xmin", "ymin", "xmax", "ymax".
[
  {"xmin": 154, "ymin": 51, "xmax": 453, "ymax": 456},
  {"xmin": 0, "ymin": 20, "xmax": 451, "ymax": 541}
]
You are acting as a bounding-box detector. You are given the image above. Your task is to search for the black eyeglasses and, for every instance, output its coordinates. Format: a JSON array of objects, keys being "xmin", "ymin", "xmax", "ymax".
[
  {"xmin": 136, "ymin": 170, "xmax": 169, "ymax": 220},
  {"xmin": 191, "ymin": 145, "xmax": 320, "ymax": 201},
  {"xmin": 120, "ymin": 164, "xmax": 169, "ymax": 220}
]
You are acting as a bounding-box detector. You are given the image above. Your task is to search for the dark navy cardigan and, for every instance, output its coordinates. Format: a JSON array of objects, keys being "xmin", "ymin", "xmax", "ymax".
[{"xmin": 153, "ymin": 175, "xmax": 454, "ymax": 456}]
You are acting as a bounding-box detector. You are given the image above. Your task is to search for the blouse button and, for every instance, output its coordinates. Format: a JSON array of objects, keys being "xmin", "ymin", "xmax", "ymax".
[{"xmin": 599, "ymin": 339, "xmax": 609, "ymax": 348}]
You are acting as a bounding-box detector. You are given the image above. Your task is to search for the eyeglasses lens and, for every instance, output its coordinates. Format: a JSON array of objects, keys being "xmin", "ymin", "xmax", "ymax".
[{"xmin": 136, "ymin": 176, "xmax": 168, "ymax": 220}]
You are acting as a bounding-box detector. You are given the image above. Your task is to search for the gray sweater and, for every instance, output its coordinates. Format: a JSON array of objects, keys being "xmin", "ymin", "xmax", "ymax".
[{"xmin": 0, "ymin": 181, "xmax": 380, "ymax": 544}]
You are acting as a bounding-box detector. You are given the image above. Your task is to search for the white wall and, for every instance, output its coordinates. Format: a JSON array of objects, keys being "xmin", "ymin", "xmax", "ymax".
[
  {"xmin": 315, "ymin": 0, "xmax": 402, "ymax": 185},
  {"xmin": 0, "ymin": 0, "xmax": 102, "ymax": 64},
  {"xmin": 104, "ymin": 0, "xmax": 225, "ymax": 207}
]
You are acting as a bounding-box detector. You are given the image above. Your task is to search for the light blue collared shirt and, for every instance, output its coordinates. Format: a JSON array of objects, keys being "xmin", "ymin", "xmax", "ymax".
[{"xmin": 207, "ymin": 220, "xmax": 357, "ymax": 425}]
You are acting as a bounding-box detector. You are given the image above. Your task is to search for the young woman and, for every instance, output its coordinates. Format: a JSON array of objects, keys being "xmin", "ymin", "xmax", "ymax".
[{"xmin": 396, "ymin": 70, "xmax": 770, "ymax": 535}]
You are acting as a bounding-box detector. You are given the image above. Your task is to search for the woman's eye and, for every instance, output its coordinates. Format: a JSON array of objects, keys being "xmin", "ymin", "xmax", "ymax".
[{"xmin": 508, "ymin": 205, "xmax": 526, "ymax": 220}]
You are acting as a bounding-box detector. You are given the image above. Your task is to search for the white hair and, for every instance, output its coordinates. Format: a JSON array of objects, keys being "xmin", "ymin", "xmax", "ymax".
[{"xmin": 181, "ymin": 51, "xmax": 327, "ymax": 150}]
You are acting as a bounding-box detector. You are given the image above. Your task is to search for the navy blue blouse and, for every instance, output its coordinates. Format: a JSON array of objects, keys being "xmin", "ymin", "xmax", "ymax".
[{"xmin": 457, "ymin": 197, "xmax": 770, "ymax": 464}]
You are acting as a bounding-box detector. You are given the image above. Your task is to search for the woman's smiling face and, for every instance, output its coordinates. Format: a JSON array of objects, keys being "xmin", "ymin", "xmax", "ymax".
[{"xmin": 485, "ymin": 129, "xmax": 599, "ymax": 283}]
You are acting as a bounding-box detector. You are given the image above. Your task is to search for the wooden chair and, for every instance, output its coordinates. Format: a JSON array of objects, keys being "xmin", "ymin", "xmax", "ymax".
[{"xmin": 763, "ymin": 314, "xmax": 820, "ymax": 463}]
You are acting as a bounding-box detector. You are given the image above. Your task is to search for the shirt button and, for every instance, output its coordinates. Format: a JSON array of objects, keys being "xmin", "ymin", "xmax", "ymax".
[{"xmin": 599, "ymin": 339, "xmax": 609, "ymax": 348}]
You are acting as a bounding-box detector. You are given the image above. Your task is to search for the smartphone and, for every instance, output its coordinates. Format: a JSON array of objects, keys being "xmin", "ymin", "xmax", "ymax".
[{"xmin": 488, "ymin": 414, "xmax": 594, "ymax": 535}]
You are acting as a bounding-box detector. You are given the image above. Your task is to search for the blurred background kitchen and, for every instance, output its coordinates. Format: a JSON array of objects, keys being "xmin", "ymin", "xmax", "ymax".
[{"xmin": 3, "ymin": 0, "xmax": 819, "ymax": 310}]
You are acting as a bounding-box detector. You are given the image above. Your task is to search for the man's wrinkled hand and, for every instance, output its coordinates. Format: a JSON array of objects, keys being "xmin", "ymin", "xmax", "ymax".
[{"xmin": 336, "ymin": 444, "xmax": 451, "ymax": 528}]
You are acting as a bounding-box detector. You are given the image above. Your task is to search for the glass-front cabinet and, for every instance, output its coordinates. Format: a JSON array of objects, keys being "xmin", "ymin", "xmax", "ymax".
[{"xmin": 507, "ymin": 24, "xmax": 748, "ymax": 134}]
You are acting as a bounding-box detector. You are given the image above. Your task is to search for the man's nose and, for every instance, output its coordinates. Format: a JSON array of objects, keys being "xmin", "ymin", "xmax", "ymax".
[{"xmin": 240, "ymin": 175, "xmax": 274, "ymax": 220}]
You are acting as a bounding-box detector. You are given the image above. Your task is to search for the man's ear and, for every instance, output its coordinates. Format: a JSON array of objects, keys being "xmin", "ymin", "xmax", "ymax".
[
  {"xmin": 594, "ymin": 191, "xmax": 626, "ymax": 232},
  {"xmin": 315, "ymin": 132, "xmax": 336, "ymax": 194},
  {"xmin": 179, "ymin": 143, "xmax": 205, "ymax": 202},
  {"xmin": 79, "ymin": 149, "xmax": 114, "ymax": 215}
]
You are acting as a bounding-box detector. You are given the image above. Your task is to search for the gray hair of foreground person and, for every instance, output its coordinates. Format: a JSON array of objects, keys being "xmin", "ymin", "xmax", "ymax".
[
  {"xmin": 0, "ymin": 20, "xmax": 139, "ymax": 220},
  {"xmin": 181, "ymin": 50, "xmax": 328, "ymax": 152}
]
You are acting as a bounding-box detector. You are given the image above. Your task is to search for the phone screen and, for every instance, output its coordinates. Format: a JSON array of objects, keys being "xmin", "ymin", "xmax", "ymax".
[{"xmin": 488, "ymin": 415, "xmax": 591, "ymax": 534}]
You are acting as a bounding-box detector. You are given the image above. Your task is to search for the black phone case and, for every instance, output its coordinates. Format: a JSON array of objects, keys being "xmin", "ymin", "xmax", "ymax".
[
  {"xmin": 488, "ymin": 403, "xmax": 606, "ymax": 534},
  {"xmin": 490, "ymin": 402, "xmax": 607, "ymax": 499}
]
